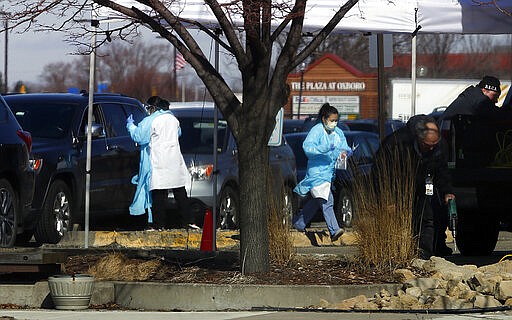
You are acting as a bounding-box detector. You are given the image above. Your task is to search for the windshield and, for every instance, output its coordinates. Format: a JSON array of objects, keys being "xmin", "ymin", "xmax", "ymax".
[
  {"xmin": 178, "ymin": 117, "xmax": 229, "ymax": 154},
  {"xmin": 9, "ymin": 101, "xmax": 76, "ymax": 139}
]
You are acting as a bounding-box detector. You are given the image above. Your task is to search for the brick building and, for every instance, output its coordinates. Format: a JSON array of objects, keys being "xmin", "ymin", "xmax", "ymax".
[{"xmin": 286, "ymin": 53, "xmax": 377, "ymax": 120}]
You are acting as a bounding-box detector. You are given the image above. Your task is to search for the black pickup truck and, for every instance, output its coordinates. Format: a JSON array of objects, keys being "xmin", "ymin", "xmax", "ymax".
[{"xmin": 443, "ymin": 110, "xmax": 512, "ymax": 256}]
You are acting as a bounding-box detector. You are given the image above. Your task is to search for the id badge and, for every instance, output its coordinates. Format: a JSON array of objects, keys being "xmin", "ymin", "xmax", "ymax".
[{"xmin": 425, "ymin": 181, "xmax": 434, "ymax": 196}]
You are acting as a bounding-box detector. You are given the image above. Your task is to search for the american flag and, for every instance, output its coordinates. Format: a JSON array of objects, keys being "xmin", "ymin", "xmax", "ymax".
[{"xmin": 175, "ymin": 52, "xmax": 187, "ymax": 71}]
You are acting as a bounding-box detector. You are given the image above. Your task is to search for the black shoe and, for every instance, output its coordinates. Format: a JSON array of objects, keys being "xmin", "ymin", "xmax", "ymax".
[
  {"xmin": 434, "ymin": 244, "xmax": 453, "ymax": 257},
  {"xmin": 330, "ymin": 228, "xmax": 344, "ymax": 242}
]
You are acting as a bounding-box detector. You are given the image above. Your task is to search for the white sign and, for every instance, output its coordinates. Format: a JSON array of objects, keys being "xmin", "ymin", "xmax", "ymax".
[
  {"xmin": 268, "ymin": 108, "xmax": 284, "ymax": 146},
  {"xmin": 291, "ymin": 81, "xmax": 366, "ymax": 91},
  {"xmin": 292, "ymin": 96, "xmax": 326, "ymax": 104},
  {"xmin": 293, "ymin": 96, "xmax": 360, "ymax": 117}
]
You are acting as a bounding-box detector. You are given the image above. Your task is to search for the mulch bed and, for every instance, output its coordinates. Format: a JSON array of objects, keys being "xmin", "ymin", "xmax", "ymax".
[{"xmin": 62, "ymin": 253, "xmax": 399, "ymax": 286}]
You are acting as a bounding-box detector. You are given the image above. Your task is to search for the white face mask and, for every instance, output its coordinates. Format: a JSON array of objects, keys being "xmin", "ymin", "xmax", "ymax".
[{"xmin": 324, "ymin": 121, "xmax": 337, "ymax": 131}]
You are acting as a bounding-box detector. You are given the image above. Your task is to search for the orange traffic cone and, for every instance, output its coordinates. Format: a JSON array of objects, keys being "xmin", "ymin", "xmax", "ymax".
[{"xmin": 200, "ymin": 208, "xmax": 214, "ymax": 251}]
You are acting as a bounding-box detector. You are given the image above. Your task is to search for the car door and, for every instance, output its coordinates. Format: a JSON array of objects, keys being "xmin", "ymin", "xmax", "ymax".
[
  {"xmin": 95, "ymin": 102, "xmax": 142, "ymax": 211},
  {"xmin": 268, "ymin": 139, "xmax": 296, "ymax": 194},
  {"xmin": 77, "ymin": 104, "xmax": 116, "ymax": 213}
]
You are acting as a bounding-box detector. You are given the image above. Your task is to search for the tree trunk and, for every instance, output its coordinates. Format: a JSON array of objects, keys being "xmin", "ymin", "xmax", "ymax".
[{"xmin": 237, "ymin": 130, "xmax": 271, "ymax": 274}]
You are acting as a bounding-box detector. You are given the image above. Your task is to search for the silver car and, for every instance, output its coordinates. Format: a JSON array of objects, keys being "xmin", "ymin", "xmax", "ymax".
[{"xmin": 169, "ymin": 104, "xmax": 297, "ymax": 229}]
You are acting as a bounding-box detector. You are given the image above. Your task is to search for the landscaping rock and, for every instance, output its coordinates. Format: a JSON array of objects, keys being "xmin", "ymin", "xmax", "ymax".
[{"xmin": 330, "ymin": 256, "xmax": 512, "ymax": 311}]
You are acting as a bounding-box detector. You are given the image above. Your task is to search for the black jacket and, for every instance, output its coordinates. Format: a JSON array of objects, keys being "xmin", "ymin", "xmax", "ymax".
[
  {"xmin": 374, "ymin": 117, "xmax": 453, "ymax": 198},
  {"xmin": 440, "ymin": 86, "xmax": 498, "ymax": 120}
]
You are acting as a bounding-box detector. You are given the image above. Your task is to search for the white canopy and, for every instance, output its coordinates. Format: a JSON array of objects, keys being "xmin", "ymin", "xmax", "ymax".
[{"xmin": 99, "ymin": 0, "xmax": 512, "ymax": 34}]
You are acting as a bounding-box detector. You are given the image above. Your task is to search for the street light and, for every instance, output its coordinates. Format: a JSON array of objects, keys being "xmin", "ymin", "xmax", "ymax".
[{"xmin": 297, "ymin": 62, "xmax": 306, "ymax": 119}]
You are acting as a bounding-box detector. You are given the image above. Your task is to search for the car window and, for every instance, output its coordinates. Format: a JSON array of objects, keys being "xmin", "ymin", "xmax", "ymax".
[
  {"xmin": 80, "ymin": 105, "xmax": 103, "ymax": 136},
  {"xmin": 346, "ymin": 122, "xmax": 376, "ymax": 133},
  {"xmin": 8, "ymin": 101, "xmax": 76, "ymax": 139},
  {"xmin": 0, "ymin": 100, "xmax": 7, "ymax": 123},
  {"xmin": 178, "ymin": 117, "xmax": 228, "ymax": 154},
  {"xmin": 123, "ymin": 104, "xmax": 146, "ymax": 124},
  {"xmin": 101, "ymin": 103, "xmax": 129, "ymax": 137},
  {"xmin": 367, "ymin": 136, "xmax": 380, "ymax": 155},
  {"xmin": 285, "ymin": 135, "xmax": 308, "ymax": 169},
  {"xmin": 357, "ymin": 137, "xmax": 373, "ymax": 164},
  {"xmin": 347, "ymin": 135, "xmax": 375, "ymax": 165}
]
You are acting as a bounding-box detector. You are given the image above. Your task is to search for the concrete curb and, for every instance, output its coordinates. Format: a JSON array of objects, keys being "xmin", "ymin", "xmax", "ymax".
[{"xmin": 0, "ymin": 280, "xmax": 400, "ymax": 311}]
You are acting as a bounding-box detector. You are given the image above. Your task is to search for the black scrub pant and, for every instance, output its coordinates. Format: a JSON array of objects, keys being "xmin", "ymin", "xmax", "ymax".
[
  {"xmin": 413, "ymin": 194, "xmax": 435, "ymax": 260},
  {"xmin": 151, "ymin": 187, "xmax": 192, "ymax": 229},
  {"xmin": 432, "ymin": 189, "xmax": 450, "ymax": 254}
]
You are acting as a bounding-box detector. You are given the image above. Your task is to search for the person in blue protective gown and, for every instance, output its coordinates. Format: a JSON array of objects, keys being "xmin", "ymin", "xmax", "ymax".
[
  {"xmin": 125, "ymin": 100, "xmax": 161, "ymax": 227},
  {"xmin": 126, "ymin": 96, "xmax": 196, "ymax": 230},
  {"xmin": 293, "ymin": 103, "xmax": 352, "ymax": 242}
]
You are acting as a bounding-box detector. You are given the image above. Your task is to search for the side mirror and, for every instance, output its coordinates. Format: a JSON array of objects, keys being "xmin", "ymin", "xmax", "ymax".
[
  {"xmin": 89, "ymin": 123, "xmax": 105, "ymax": 138},
  {"xmin": 80, "ymin": 123, "xmax": 105, "ymax": 139}
]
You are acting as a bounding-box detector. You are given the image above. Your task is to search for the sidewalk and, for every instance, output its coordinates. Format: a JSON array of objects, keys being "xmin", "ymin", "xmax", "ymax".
[{"xmin": 2, "ymin": 310, "xmax": 512, "ymax": 320}]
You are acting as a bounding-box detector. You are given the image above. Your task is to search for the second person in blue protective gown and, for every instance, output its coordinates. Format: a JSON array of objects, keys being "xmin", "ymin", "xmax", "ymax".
[{"xmin": 293, "ymin": 103, "xmax": 352, "ymax": 242}]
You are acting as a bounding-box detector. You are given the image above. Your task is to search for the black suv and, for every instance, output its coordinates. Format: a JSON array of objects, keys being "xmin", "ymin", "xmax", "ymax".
[
  {"xmin": 0, "ymin": 95, "xmax": 34, "ymax": 247},
  {"xmin": 4, "ymin": 93, "xmax": 146, "ymax": 244}
]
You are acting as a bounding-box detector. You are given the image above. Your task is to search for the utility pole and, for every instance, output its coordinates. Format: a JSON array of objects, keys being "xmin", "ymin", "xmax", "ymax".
[{"xmin": 1, "ymin": 12, "xmax": 8, "ymax": 94}]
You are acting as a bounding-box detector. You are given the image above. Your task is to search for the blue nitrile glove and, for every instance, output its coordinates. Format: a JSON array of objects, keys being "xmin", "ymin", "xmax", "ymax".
[
  {"xmin": 330, "ymin": 143, "xmax": 335, "ymax": 151},
  {"xmin": 126, "ymin": 114, "xmax": 134, "ymax": 125}
]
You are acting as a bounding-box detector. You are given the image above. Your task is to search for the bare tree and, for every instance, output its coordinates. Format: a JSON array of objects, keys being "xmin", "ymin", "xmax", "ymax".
[
  {"xmin": 7, "ymin": 0, "xmax": 359, "ymax": 273},
  {"xmin": 315, "ymin": 33, "xmax": 370, "ymax": 72},
  {"xmin": 38, "ymin": 40, "xmax": 178, "ymax": 100},
  {"xmin": 39, "ymin": 62, "xmax": 73, "ymax": 92},
  {"xmin": 415, "ymin": 34, "xmax": 460, "ymax": 78},
  {"xmin": 98, "ymin": 41, "xmax": 173, "ymax": 100}
]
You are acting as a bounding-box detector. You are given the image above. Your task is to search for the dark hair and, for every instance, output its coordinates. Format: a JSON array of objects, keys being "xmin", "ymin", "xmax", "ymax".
[
  {"xmin": 146, "ymin": 95, "xmax": 161, "ymax": 107},
  {"xmin": 146, "ymin": 96, "xmax": 169, "ymax": 111},
  {"xmin": 317, "ymin": 103, "xmax": 338, "ymax": 121},
  {"xmin": 157, "ymin": 98, "xmax": 170, "ymax": 110}
]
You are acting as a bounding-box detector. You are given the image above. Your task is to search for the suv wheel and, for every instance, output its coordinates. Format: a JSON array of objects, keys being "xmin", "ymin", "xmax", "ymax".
[
  {"xmin": 335, "ymin": 189, "xmax": 354, "ymax": 228},
  {"xmin": 35, "ymin": 180, "xmax": 72, "ymax": 244},
  {"xmin": 0, "ymin": 179, "xmax": 18, "ymax": 248},
  {"xmin": 219, "ymin": 186, "xmax": 239, "ymax": 229},
  {"xmin": 15, "ymin": 230, "xmax": 34, "ymax": 245}
]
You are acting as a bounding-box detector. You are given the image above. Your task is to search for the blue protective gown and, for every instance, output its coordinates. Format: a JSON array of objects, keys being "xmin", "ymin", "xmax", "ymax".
[
  {"xmin": 293, "ymin": 123, "xmax": 351, "ymax": 197},
  {"xmin": 126, "ymin": 111, "xmax": 163, "ymax": 222}
]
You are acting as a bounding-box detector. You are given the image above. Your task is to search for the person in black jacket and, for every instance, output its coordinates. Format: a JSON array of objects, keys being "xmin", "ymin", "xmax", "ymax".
[
  {"xmin": 440, "ymin": 76, "xmax": 501, "ymax": 121},
  {"xmin": 435, "ymin": 76, "xmax": 502, "ymax": 256},
  {"xmin": 374, "ymin": 115, "xmax": 455, "ymax": 259}
]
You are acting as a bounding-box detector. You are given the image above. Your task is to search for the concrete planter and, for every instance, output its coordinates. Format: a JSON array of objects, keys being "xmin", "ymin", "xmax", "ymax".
[{"xmin": 47, "ymin": 274, "xmax": 95, "ymax": 310}]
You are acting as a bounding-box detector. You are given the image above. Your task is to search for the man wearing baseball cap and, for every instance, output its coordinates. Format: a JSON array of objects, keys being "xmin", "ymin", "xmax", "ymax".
[
  {"xmin": 440, "ymin": 75, "xmax": 502, "ymax": 120},
  {"xmin": 434, "ymin": 76, "xmax": 503, "ymax": 256}
]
